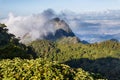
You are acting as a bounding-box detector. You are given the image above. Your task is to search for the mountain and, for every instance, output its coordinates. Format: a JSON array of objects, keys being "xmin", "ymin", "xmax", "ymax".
[
  {"xmin": 21, "ymin": 17, "xmax": 80, "ymax": 44},
  {"xmin": 57, "ymin": 37, "xmax": 80, "ymax": 44}
]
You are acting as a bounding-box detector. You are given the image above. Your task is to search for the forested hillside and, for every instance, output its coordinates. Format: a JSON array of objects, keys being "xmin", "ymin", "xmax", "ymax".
[
  {"xmin": 0, "ymin": 23, "xmax": 120, "ymax": 80},
  {"xmin": 30, "ymin": 39, "xmax": 120, "ymax": 61},
  {"xmin": 30, "ymin": 39, "xmax": 120, "ymax": 80},
  {"xmin": 0, "ymin": 23, "xmax": 36, "ymax": 59}
]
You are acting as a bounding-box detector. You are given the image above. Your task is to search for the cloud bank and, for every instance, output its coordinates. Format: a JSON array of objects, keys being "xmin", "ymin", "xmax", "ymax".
[
  {"xmin": 0, "ymin": 9, "xmax": 120, "ymax": 43},
  {"xmin": 0, "ymin": 9, "xmax": 57, "ymax": 42}
]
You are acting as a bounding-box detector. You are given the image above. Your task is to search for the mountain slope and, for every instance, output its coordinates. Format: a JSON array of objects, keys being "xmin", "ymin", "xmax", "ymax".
[{"xmin": 21, "ymin": 17, "xmax": 79, "ymax": 44}]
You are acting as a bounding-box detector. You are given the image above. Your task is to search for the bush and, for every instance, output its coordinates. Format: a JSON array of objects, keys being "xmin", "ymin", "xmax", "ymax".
[{"xmin": 0, "ymin": 58, "xmax": 104, "ymax": 80}]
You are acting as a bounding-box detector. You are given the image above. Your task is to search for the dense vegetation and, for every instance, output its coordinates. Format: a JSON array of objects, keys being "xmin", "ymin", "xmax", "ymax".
[
  {"xmin": 0, "ymin": 23, "xmax": 36, "ymax": 59},
  {"xmin": 0, "ymin": 58, "xmax": 103, "ymax": 80},
  {"xmin": 30, "ymin": 40, "xmax": 120, "ymax": 80},
  {"xmin": 0, "ymin": 23, "xmax": 120, "ymax": 80},
  {"xmin": 30, "ymin": 39, "xmax": 120, "ymax": 61}
]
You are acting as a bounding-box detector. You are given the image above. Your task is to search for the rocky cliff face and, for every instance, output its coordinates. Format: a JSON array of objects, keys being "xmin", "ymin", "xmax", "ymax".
[
  {"xmin": 43, "ymin": 17, "xmax": 75, "ymax": 41},
  {"xmin": 21, "ymin": 17, "xmax": 80, "ymax": 44}
]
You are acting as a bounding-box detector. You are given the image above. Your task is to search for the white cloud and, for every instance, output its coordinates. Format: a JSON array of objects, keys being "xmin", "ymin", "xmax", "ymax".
[
  {"xmin": 0, "ymin": 10, "xmax": 56, "ymax": 42},
  {"xmin": 0, "ymin": 9, "xmax": 120, "ymax": 43}
]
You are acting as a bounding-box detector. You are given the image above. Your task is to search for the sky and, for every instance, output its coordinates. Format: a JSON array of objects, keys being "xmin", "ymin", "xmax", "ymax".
[{"xmin": 0, "ymin": 0, "xmax": 120, "ymax": 17}]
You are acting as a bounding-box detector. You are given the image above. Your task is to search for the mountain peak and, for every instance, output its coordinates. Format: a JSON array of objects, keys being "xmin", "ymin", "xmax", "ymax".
[
  {"xmin": 50, "ymin": 17, "xmax": 73, "ymax": 33},
  {"xmin": 43, "ymin": 17, "xmax": 76, "ymax": 40},
  {"xmin": 21, "ymin": 17, "xmax": 79, "ymax": 44}
]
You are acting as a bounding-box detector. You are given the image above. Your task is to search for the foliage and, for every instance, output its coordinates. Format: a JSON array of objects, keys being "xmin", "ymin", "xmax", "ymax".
[
  {"xmin": 0, "ymin": 23, "xmax": 35, "ymax": 59},
  {"xmin": 29, "ymin": 40, "xmax": 58, "ymax": 59},
  {"xmin": 30, "ymin": 39, "xmax": 120, "ymax": 62},
  {"xmin": 0, "ymin": 58, "xmax": 103, "ymax": 80},
  {"xmin": 65, "ymin": 57, "xmax": 120, "ymax": 80},
  {"xmin": 29, "ymin": 40, "xmax": 120, "ymax": 79}
]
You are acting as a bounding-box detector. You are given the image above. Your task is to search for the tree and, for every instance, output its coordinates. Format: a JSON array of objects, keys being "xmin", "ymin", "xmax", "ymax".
[{"xmin": 0, "ymin": 23, "xmax": 35, "ymax": 59}]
